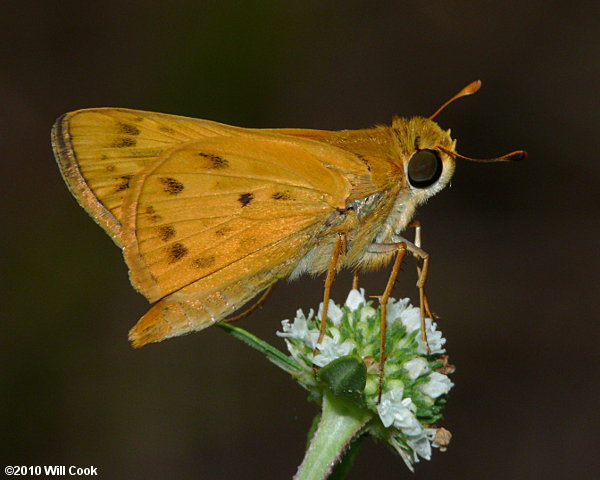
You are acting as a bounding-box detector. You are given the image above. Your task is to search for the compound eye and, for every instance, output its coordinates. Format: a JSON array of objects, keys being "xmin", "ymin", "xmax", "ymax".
[{"xmin": 407, "ymin": 149, "xmax": 443, "ymax": 188}]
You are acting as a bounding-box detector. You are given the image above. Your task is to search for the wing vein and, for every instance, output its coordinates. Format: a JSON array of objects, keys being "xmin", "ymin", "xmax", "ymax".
[
  {"xmin": 141, "ymin": 214, "xmax": 316, "ymax": 258},
  {"xmin": 152, "ymin": 171, "xmax": 322, "ymax": 193}
]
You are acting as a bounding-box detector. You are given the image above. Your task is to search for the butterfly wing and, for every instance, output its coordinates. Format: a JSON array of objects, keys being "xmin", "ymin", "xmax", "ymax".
[
  {"xmin": 52, "ymin": 109, "xmax": 375, "ymax": 347},
  {"xmin": 52, "ymin": 108, "xmax": 256, "ymax": 246},
  {"xmin": 120, "ymin": 132, "xmax": 357, "ymax": 346}
]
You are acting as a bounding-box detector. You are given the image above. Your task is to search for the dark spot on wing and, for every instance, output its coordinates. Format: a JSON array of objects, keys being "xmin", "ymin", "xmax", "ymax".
[
  {"xmin": 272, "ymin": 191, "xmax": 294, "ymax": 200},
  {"xmin": 238, "ymin": 193, "xmax": 254, "ymax": 207},
  {"xmin": 105, "ymin": 164, "xmax": 116, "ymax": 172},
  {"xmin": 159, "ymin": 177, "xmax": 184, "ymax": 195},
  {"xmin": 117, "ymin": 122, "xmax": 141, "ymax": 135},
  {"xmin": 192, "ymin": 255, "xmax": 216, "ymax": 269},
  {"xmin": 198, "ymin": 152, "xmax": 229, "ymax": 169},
  {"xmin": 159, "ymin": 125, "xmax": 175, "ymax": 134},
  {"xmin": 112, "ymin": 137, "xmax": 137, "ymax": 148},
  {"xmin": 158, "ymin": 225, "xmax": 176, "ymax": 241},
  {"xmin": 167, "ymin": 243, "xmax": 188, "ymax": 263},
  {"xmin": 145, "ymin": 206, "xmax": 162, "ymax": 223},
  {"xmin": 115, "ymin": 175, "xmax": 133, "ymax": 191},
  {"xmin": 215, "ymin": 226, "xmax": 233, "ymax": 237}
]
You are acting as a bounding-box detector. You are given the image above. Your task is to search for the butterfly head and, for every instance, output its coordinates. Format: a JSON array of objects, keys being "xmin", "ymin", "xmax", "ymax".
[
  {"xmin": 391, "ymin": 116, "xmax": 457, "ymax": 202},
  {"xmin": 391, "ymin": 80, "xmax": 526, "ymax": 206}
]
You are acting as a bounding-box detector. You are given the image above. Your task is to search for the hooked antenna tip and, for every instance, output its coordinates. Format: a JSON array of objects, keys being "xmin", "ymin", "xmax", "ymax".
[
  {"xmin": 507, "ymin": 150, "xmax": 528, "ymax": 161},
  {"xmin": 465, "ymin": 80, "xmax": 482, "ymax": 95},
  {"xmin": 429, "ymin": 80, "xmax": 483, "ymax": 120}
]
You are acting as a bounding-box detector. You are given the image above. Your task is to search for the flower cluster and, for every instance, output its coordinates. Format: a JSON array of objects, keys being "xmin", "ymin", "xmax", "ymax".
[{"xmin": 277, "ymin": 289, "xmax": 454, "ymax": 469}]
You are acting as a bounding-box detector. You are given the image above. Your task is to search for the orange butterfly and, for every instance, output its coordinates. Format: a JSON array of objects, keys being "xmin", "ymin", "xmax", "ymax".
[{"xmin": 52, "ymin": 80, "xmax": 525, "ymax": 350}]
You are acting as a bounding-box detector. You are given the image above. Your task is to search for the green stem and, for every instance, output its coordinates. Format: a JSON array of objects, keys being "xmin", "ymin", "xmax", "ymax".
[{"xmin": 294, "ymin": 390, "xmax": 372, "ymax": 480}]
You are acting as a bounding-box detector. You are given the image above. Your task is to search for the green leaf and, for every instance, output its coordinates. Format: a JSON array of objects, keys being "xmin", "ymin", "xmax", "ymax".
[
  {"xmin": 318, "ymin": 355, "xmax": 367, "ymax": 400},
  {"xmin": 216, "ymin": 322, "xmax": 303, "ymax": 377}
]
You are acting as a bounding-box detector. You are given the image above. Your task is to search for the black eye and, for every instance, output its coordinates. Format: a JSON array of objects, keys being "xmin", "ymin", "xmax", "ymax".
[{"xmin": 407, "ymin": 149, "xmax": 443, "ymax": 188}]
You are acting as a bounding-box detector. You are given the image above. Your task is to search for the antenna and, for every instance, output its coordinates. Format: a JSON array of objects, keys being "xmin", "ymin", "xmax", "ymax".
[
  {"xmin": 429, "ymin": 80, "xmax": 482, "ymax": 120},
  {"xmin": 437, "ymin": 145, "xmax": 528, "ymax": 163}
]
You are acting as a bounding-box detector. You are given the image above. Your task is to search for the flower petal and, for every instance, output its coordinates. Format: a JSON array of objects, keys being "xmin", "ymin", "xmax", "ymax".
[
  {"xmin": 419, "ymin": 372, "xmax": 454, "ymax": 398},
  {"xmin": 276, "ymin": 312, "xmax": 308, "ymax": 339},
  {"xmin": 345, "ymin": 288, "xmax": 366, "ymax": 311},
  {"xmin": 317, "ymin": 299, "xmax": 343, "ymax": 326},
  {"xmin": 403, "ymin": 358, "xmax": 429, "ymax": 379},
  {"xmin": 385, "ymin": 297, "xmax": 410, "ymax": 325}
]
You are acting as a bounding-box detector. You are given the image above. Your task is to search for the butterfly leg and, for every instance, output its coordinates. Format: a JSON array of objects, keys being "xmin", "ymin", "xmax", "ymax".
[
  {"xmin": 352, "ymin": 270, "xmax": 360, "ymax": 290},
  {"xmin": 315, "ymin": 234, "xmax": 344, "ymax": 353},
  {"xmin": 377, "ymin": 243, "xmax": 407, "ymax": 402},
  {"xmin": 395, "ymin": 235, "xmax": 431, "ymax": 353},
  {"xmin": 222, "ymin": 285, "xmax": 275, "ymax": 323},
  {"xmin": 415, "ymin": 251, "xmax": 431, "ymax": 353},
  {"xmin": 369, "ymin": 236, "xmax": 432, "ymax": 354},
  {"xmin": 409, "ymin": 221, "xmax": 436, "ymax": 321}
]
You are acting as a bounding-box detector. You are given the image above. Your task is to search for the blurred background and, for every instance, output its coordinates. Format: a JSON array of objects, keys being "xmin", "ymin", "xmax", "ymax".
[{"xmin": 1, "ymin": 2, "xmax": 598, "ymax": 479}]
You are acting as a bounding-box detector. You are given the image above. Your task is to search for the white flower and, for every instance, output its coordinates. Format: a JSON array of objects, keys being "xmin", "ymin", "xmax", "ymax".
[
  {"xmin": 399, "ymin": 305, "xmax": 422, "ymax": 331},
  {"xmin": 277, "ymin": 308, "xmax": 324, "ymax": 352},
  {"xmin": 424, "ymin": 427, "xmax": 439, "ymax": 441},
  {"xmin": 403, "ymin": 358, "xmax": 429, "ymax": 380},
  {"xmin": 317, "ymin": 299, "xmax": 343, "ymax": 326},
  {"xmin": 419, "ymin": 372, "xmax": 454, "ymax": 398},
  {"xmin": 377, "ymin": 386, "xmax": 405, "ymax": 427},
  {"xmin": 304, "ymin": 330, "xmax": 321, "ymax": 350},
  {"xmin": 398, "ymin": 307, "xmax": 446, "ymax": 354},
  {"xmin": 386, "ymin": 297, "xmax": 411, "ymax": 325},
  {"xmin": 407, "ymin": 434, "xmax": 432, "ymax": 460},
  {"xmin": 277, "ymin": 309, "xmax": 311, "ymax": 340},
  {"xmin": 312, "ymin": 330, "xmax": 354, "ymax": 367},
  {"xmin": 393, "ymin": 403, "xmax": 422, "ymax": 436},
  {"xmin": 359, "ymin": 305, "xmax": 377, "ymax": 323},
  {"xmin": 377, "ymin": 386, "xmax": 422, "ymax": 435},
  {"xmin": 345, "ymin": 288, "xmax": 366, "ymax": 311},
  {"xmin": 388, "ymin": 436, "xmax": 416, "ymax": 472},
  {"xmin": 423, "ymin": 325, "xmax": 446, "ymax": 354}
]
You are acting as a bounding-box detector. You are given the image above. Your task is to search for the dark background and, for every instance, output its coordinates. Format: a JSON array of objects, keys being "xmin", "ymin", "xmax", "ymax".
[{"xmin": 2, "ymin": 2, "xmax": 598, "ymax": 479}]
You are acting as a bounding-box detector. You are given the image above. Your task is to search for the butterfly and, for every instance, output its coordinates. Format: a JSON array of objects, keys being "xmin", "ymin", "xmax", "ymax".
[{"xmin": 52, "ymin": 80, "xmax": 525, "ymax": 351}]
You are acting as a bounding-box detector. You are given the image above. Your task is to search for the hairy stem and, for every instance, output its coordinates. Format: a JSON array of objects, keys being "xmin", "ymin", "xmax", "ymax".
[{"xmin": 294, "ymin": 390, "xmax": 372, "ymax": 480}]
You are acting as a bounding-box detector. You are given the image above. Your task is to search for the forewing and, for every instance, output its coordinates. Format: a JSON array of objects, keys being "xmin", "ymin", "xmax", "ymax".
[
  {"xmin": 265, "ymin": 127, "xmax": 371, "ymax": 177},
  {"xmin": 51, "ymin": 108, "xmax": 252, "ymax": 246},
  {"xmin": 120, "ymin": 133, "xmax": 353, "ymax": 302}
]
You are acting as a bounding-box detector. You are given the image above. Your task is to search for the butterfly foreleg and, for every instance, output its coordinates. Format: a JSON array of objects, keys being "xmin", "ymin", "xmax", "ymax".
[
  {"xmin": 408, "ymin": 221, "xmax": 436, "ymax": 321},
  {"xmin": 388, "ymin": 234, "xmax": 432, "ymax": 353}
]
